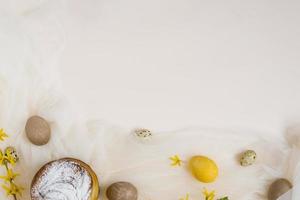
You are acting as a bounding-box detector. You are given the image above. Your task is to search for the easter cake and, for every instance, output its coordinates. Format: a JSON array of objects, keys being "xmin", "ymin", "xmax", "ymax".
[{"xmin": 31, "ymin": 158, "xmax": 99, "ymax": 200}]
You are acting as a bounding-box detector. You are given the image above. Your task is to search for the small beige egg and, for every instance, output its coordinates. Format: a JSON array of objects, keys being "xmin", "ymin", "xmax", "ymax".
[
  {"xmin": 240, "ymin": 150, "xmax": 256, "ymax": 166},
  {"xmin": 25, "ymin": 116, "xmax": 51, "ymax": 146},
  {"xmin": 106, "ymin": 182, "xmax": 138, "ymax": 200},
  {"xmin": 268, "ymin": 179, "xmax": 292, "ymax": 200}
]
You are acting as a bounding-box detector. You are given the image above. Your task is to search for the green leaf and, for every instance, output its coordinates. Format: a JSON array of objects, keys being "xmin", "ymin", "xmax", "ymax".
[{"xmin": 217, "ymin": 197, "xmax": 229, "ymax": 200}]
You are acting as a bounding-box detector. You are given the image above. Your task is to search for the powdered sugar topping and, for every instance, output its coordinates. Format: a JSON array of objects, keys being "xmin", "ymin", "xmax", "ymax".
[{"xmin": 31, "ymin": 159, "xmax": 92, "ymax": 200}]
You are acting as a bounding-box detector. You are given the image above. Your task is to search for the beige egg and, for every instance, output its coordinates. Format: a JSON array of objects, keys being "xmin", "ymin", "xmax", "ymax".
[
  {"xmin": 268, "ymin": 178, "xmax": 292, "ymax": 200},
  {"xmin": 25, "ymin": 116, "xmax": 51, "ymax": 146},
  {"xmin": 106, "ymin": 182, "xmax": 138, "ymax": 200}
]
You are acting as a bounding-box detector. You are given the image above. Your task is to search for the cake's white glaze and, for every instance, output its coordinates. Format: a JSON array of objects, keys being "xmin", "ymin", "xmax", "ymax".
[{"xmin": 31, "ymin": 160, "xmax": 92, "ymax": 200}]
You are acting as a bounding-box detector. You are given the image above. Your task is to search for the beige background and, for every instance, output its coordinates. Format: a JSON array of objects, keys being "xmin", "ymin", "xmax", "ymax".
[{"xmin": 60, "ymin": 0, "xmax": 300, "ymax": 134}]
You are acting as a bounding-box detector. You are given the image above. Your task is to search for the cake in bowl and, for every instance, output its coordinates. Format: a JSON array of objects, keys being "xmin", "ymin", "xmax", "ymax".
[{"xmin": 31, "ymin": 158, "xmax": 99, "ymax": 200}]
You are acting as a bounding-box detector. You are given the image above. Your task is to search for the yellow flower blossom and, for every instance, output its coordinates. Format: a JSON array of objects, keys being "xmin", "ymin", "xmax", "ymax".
[
  {"xmin": 0, "ymin": 129, "xmax": 23, "ymax": 200},
  {"xmin": 179, "ymin": 193, "xmax": 189, "ymax": 200},
  {"xmin": 0, "ymin": 151, "xmax": 5, "ymax": 166},
  {"xmin": 203, "ymin": 188, "xmax": 215, "ymax": 200},
  {"xmin": 170, "ymin": 155, "xmax": 182, "ymax": 167},
  {"xmin": 15, "ymin": 184, "xmax": 24, "ymax": 197},
  {"xmin": 2, "ymin": 182, "xmax": 23, "ymax": 197},
  {"xmin": 2, "ymin": 184, "xmax": 13, "ymax": 196},
  {"xmin": 0, "ymin": 169, "xmax": 19, "ymax": 182},
  {"xmin": 0, "ymin": 129, "xmax": 8, "ymax": 141}
]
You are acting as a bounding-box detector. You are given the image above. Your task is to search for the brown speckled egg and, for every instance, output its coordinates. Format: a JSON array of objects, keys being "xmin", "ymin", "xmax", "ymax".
[
  {"xmin": 25, "ymin": 116, "xmax": 51, "ymax": 146},
  {"xmin": 240, "ymin": 150, "xmax": 256, "ymax": 166},
  {"xmin": 106, "ymin": 182, "xmax": 138, "ymax": 200},
  {"xmin": 268, "ymin": 178, "xmax": 292, "ymax": 200}
]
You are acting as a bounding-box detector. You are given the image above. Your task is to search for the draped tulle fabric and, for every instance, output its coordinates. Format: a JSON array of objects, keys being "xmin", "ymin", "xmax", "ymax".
[{"xmin": 0, "ymin": 1, "xmax": 299, "ymax": 199}]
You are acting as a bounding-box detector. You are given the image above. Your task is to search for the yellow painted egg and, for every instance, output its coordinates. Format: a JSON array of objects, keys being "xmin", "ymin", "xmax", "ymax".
[{"xmin": 189, "ymin": 155, "xmax": 218, "ymax": 183}]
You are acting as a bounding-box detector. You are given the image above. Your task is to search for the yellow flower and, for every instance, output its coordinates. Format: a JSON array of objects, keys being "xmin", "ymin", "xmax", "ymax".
[
  {"xmin": 0, "ymin": 150, "xmax": 5, "ymax": 166},
  {"xmin": 203, "ymin": 188, "xmax": 215, "ymax": 200},
  {"xmin": 0, "ymin": 169, "xmax": 19, "ymax": 182},
  {"xmin": 170, "ymin": 155, "xmax": 182, "ymax": 167},
  {"xmin": 2, "ymin": 182, "xmax": 23, "ymax": 197},
  {"xmin": 0, "ymin": 129, "xmax": 8, "ymax": 141},
  {"xmin": 180, "ymin": 193, "xmax": 189, "ymax": 200},
  {"xmin": 14, "ymin": 184, "xmax": 24, "ymax": 197},
  {"xmin": 2, "ymin": 184, "xmax": 12, "ymax": 196}
]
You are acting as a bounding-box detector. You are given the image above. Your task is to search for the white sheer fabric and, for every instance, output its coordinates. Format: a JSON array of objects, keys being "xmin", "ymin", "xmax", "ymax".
[{"xmin": 0, "ymin": 1, "xmax": 299, "ymax": 200}]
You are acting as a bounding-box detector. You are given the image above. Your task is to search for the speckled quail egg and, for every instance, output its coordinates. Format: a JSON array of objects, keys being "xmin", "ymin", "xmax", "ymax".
[
  {"xmin": 240, "ymin": 150, "xmax": 256, "ymax": 166},
  {"xmin": 268, "ymin": 178, "xmax": 292, "ymax": 200},
  {"xmin": 106, "ymin": 182, "xmax": 138, "ymax": 200},
  {"xmin": 5, "ymin": 146, "xmax": 19, "ymax": 163},
  {"xmin": 134, "ymin": 128, "xmax": 152, "ymax": 139}
]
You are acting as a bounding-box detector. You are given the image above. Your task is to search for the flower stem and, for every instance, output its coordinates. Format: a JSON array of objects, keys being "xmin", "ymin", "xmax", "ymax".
[
  {"xmin": 4, "ymin": 162, "xmax": 18, "ymax": 200},
  {"xmin": 4, "ymin": 162, "xmax": 8, "ymax": 171}
]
